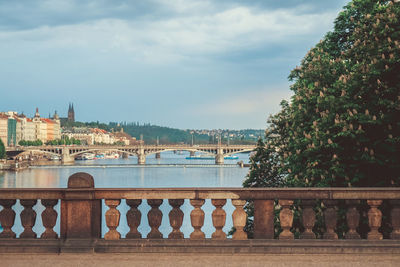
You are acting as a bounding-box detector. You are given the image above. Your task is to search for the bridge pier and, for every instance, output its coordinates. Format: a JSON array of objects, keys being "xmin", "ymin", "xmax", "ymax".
[
  {"xmin": 155, "ymin": 153, "xmax": 161, "ymax": 159},
  {"xmin": 122, "ymin": 153, "xmax": 129, "ymax": 159},
  {"xmin": 215, "ymin": 147, "xmax": 224, "ymax": 165},
  {"xmin": 190, "ymin": 151, "xmax": 195, "ymax": 157},
  {"xmin": 61, "ymin": 149, "xmax": 75, "ymax": 165},
  {"xmin": 138, "ymin": 154, "xmax": 146, "ymax": 165}
]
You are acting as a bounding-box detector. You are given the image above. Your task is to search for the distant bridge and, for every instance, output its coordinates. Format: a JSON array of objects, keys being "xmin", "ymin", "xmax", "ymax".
[{"xmin": 9, "ymin": 144, "xmax": 256, "ymax": 165}]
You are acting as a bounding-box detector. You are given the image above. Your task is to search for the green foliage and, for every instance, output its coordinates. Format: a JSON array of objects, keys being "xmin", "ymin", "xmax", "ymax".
[
  {"xmin": 285, "ymin": 0, "xmax": 400, "ymax": 187},
  {"xmin": 241, "ymin": 0, "xmax": 400, "ymax": 238},
  {"xmin": 45, "ymin": 137, "xmax": 81, "ymax": 146},
  {"xmin": 18, "ymin": 140, "xmax": 43, "ymax": 146},
  {"xmin": 247, "ymin": 0, "xmax": 400, "ymax": 188},
  {"xmin": 0, "ymin": 138, "xmax": 5, "ymax": 159}
]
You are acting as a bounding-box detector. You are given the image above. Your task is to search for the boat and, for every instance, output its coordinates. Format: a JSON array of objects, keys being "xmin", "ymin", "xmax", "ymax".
[
  {"xmin": 186, "ymin": 155, "xmax": 239, "ymax": 160},
  {"xmin": 105, "ymin": 153, "xmax": 119, "ymax": 159},
  {"xmin": 95, "ymin": 153, "xmax": 105, "ymax": 159},
  {"xmin": 49, "ymin": 155, "xmax": 60, "ymax": 161},
  {"xmin": 81, "ymin": 153, "xmax": 95, "ymax": 160}
]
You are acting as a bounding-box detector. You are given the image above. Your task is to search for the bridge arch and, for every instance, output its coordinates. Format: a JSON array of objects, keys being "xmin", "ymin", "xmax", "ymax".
[
  {"xmin": 144, "ymin": 148, "xmax": 216, "ymax": 157},
  {"xmin": 223, "ymin": 148, "xmax": 254, "ymax": 157},
  {"xmin": 18, "ymin": 150, "xmax": 60, "ymax": 157},
  {"xmin": 70, "ymin": 149, "xmax": 137, "ymax": 157}
]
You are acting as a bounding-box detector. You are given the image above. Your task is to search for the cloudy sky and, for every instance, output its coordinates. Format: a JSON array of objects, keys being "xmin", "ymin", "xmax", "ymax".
[{"xmin": 0, "ymin": 0, "xmax": 348, "ymax": 129}]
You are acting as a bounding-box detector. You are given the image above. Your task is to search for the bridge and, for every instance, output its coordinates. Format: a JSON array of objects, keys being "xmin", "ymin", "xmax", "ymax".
[{"xmin": 9, "ymin": 144, "xmax": 256, "ymax": 165}]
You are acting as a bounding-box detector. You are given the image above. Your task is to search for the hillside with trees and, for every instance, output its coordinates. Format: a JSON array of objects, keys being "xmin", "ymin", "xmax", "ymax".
[{"xmin": 61, "ymin": 121, "xmax": 262, "ymax": 145}]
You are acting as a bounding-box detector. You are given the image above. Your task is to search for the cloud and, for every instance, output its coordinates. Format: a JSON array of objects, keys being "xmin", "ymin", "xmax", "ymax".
[
  {"xmin": 0, "ymin": 0, "xmax": 349, "ymax": 129},
  {"xmin": 0, "ymin": 4, "xmax": 339, "ymax": 65},
  {"xmin": 194, "ymin": 86, "xmax": 293, "ymax": 116}
]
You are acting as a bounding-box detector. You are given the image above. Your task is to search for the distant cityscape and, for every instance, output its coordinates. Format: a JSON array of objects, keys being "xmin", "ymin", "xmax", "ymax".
[{"xmin": 0, "ymin": 104, "xmax": 264, "ymax": 148}]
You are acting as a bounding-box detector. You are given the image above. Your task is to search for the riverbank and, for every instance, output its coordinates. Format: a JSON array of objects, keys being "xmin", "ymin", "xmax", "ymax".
[{"xmin": 0, "ymin": 160, "xmax": 29, "ymax": 171}]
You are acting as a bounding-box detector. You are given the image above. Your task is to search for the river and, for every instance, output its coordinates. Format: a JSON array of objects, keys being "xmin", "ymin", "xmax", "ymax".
[{"xmin": 0, "ymin": 151, "xmax": 251, "ymax": 238}]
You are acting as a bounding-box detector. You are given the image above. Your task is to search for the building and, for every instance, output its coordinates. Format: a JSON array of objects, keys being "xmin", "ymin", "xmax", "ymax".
[
  {"xmin": 68, "ymin": 103, "xmax": 75, "ymax": 122},
  {"xmin": 0, "ymin": 109, "xmax": 61, "ymax": 147},
  {"xmin": 0, "ymin": 113, "xmax": 8, "ymax": 147},
  {"xmin": 62, "ymin": 127, "xmax": 94, "ymax": 145},
  {"xmin": 19, "ymin": 116, "xmax": 36, "ymax": 142},
  {"xmin": 112, "ymin": 128, "xmax": 141, "ymax": 145}
]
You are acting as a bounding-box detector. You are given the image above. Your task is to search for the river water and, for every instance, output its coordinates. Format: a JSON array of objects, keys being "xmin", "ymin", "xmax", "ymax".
[{"xmin": 0, "ymin": 151, "xmax": 250, "ymax": 238}]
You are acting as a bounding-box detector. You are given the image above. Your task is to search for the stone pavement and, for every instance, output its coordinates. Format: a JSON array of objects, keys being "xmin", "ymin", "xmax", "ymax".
[{"xmin": 1, "ymin": 253, "xmax": 399, "ymax": 267}]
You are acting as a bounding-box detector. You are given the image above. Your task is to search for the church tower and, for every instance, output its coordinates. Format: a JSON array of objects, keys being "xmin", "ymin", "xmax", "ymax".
[{"xmin": 68, "ymin": 103, "xmax": 75, "ymax": 122}]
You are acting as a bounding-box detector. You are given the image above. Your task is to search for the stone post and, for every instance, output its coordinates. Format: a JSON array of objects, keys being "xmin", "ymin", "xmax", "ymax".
[
  {"xmin": 60, "ymin": 172, "xmax": 101, "ymax": 239},
  {"xmin": 254, "ymin": 200, "xmax": 274, "ymax": 239},
  {"xmin": 390, "ymin": 200, "xmax": 400, "ymax": 240}
]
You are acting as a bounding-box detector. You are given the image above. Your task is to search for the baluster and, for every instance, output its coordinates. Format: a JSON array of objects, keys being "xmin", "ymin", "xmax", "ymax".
[
  {"xmin": 0, "ymin": 200, "xmax": 16, "ymax": 238},
  {"xmin": 211, "ymin": 199, "xmax": 226, "ymax": 239},
  {"xmin": 126, "ymin": 199, "xmax": 142, "ymax": 239},
  {"xmin": 147, "ymin": 199, "xmax": 163, "ymax": 239},
  {"xmin": 390, "ymin": 200, "xmax": 400, "ymax": 240},
  {"xmin": 323, "ymin": 200, "xmax": 338, "ymax": 239},
  {"xmin": 345, "ymin": 200, "xmax": 360, "ymax": 239},
  {"xmin": 190, "ymin": 199, "xmax": 205, "ymax": 239},
  {"xmin": 168, "ymin": 199, "xmax": 184, "ymax": 239},
  {"xmin": 41, "ymin": 199, "xmax": 58, "ymax": 239},
  {"xmin": 278, "ymin": 200, "xmax": 294, "ymax": 240},
  {"xmin": 232, "ymin": 199, "xmax": 247, "ymax": 240},
  {"xmin": 20, "ymin": 200, "xmax": 37, "ymax": 238},
  {"xmin": 300, "ymin": 200, "xmax": 315, "ymax": 239},
  {"xmin": 367, "ymin": 200, "xmax": 383, "ymax": 240},
  {"xmin": 104, "ymin": 199, "xmax": 121, "ymax": 240}
]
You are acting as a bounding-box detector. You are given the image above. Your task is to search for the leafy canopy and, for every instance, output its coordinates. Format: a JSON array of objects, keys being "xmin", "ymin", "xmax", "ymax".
[{"xmin": 244, "ymin": 0, "xmax": 400, "ymax": 188}]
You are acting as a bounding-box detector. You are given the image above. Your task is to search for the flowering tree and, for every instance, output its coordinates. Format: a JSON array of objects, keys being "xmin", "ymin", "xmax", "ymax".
[{"xmin": 244, "ymin": 0, "xmax": 400, "ymax": 189}]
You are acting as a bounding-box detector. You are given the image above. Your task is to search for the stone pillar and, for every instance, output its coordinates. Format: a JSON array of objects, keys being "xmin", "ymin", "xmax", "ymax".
[
  {"xmin": 367, "ymin": 200, "xmax": 383, "ymax": 240},
  {"xmin": 232, "ymin": 199, "xmax": 247, "ymax": 240},
  {"xmin": 390, "ymin": 200, "xmax": 400, "ymax": 240},
  {"xmin": 215, "ymin": 148, "xmax": 224, "ymax": 165},
  {"xmin": 137, "ymin": 147, "xmax": 146, "ymax": 165},
  {"xmin": 61, "ymin": 148, "xmax": 74, "ymax": 164},
  {"xmin": 122, "ymin": 153, "xmax": 129, "ymax": 159},
  {"xmin": 279, "ymin": 200, "xmax": 294, "ymax": 240},
  {"xmin": 155, "ymin": 153, "xmax": 161, "ymax": 159},
  {"xmin": 190, "ymin": 151, "xmax": 195, "ymax": 157},
  {"xmin": 60, "ymin": 172, "xmax": 101, "ymax": 239},
  {"xmin": 254, "ymin": 200, "xmax": 274, "ymax": 239},
  {"xmin": 300, "ymin": 200, "xmax": 316, "ymax": 239},
  {"xmin": 138, "ymin": 154, "xmax": 146, "ymax": 165}
]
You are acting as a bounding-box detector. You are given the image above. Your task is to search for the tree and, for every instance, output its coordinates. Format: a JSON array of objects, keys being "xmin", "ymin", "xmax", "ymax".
[
  {"xmin": 242, "ymin": 0, "xmax": 400, "ymax": 238},
  {"xmin": 285, "ymin": 0, "xmax": 400, "ymax": 187},
  {"xmin": 0, "ymin": 138, "xmax": 5, "ymax": 159}
]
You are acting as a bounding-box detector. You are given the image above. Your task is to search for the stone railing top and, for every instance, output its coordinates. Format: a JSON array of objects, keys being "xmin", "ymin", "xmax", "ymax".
[{"xmin": 0, "ymin": 187, "xmax": 400, "ymax": 200}]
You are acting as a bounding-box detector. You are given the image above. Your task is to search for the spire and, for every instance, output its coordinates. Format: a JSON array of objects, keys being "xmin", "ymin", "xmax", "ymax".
[
  {"xmin": 34, "ymin": 107, "xmax": 40, "ymax": 118},
  {"xmin": 53, "ymin": 110, "xmax": 59, "ymax": 120}
]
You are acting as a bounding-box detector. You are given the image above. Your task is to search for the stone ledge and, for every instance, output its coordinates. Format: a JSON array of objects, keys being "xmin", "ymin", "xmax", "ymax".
[{"xmin": 0, "ymin": 239, "xmax": 399, "ymax": 254}]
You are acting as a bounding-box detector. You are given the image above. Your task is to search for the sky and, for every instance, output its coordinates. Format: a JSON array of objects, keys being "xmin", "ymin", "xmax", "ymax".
[{"xmin": 0, "ymin": 0, "xmax": 349, "ymax": 129}]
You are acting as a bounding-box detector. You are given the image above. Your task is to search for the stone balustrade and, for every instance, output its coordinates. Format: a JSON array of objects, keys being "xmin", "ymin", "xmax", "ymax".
[{"xmin": 1, "ymin": 172, "xmax": 400, "ymax": 247}]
